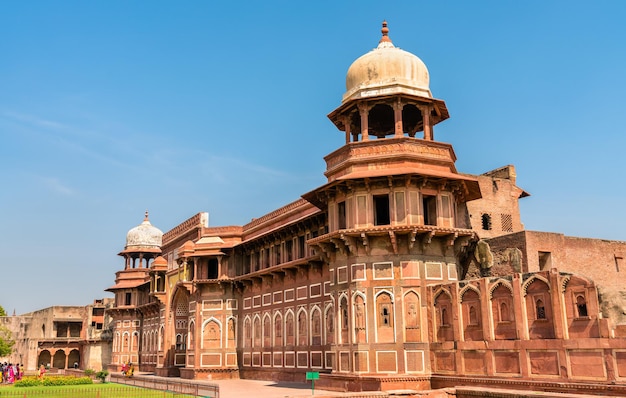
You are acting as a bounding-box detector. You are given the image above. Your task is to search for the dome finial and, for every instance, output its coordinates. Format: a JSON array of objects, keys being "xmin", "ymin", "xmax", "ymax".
[
  {"xmin": 144, "ymin": 210, "xmax": 149, "ymax": 221},
  {"xmin": 379, "ymin": 20, "xmax": 391, "ymax": 43}
]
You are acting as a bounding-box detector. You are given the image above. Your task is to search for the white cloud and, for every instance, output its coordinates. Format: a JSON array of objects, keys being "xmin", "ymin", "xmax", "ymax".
[{"xmin": 42, "ymin": 177, "xmax": 76, "ymax": 196}]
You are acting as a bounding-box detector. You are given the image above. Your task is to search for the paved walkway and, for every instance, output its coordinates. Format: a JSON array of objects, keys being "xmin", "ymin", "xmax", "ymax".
[
  {"xmin": 211, "ymin": 379, "xmax": 347, "ymax": 398},
  {"xmin": 115, "ymin": 372, "xmax": 349, "ymax": 398}
]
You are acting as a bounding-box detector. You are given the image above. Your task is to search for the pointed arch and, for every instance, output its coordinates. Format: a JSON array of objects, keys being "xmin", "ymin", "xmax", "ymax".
[
  {"xmin": 522, "ymin": 275, "xmax": 551, "ymax": 297},
  {"xmin": 339, "ymin": 294, "xmax": 349, "ymax": 344},
  {"xmin": 285, "ymin": 309, "xmax": 295, "ymax": 346},
  {"xmin": 403, "ymin": 290, "xmax": 421, "ymax": 342},
  {"xmin": 273, "ymin": 311, "xmax": 283, "ymax": 346},
  {"xmin": 353, "ymin": 291, "xmax": 367, "ymax": 343},
  {"xmin": 188, "ymin": 320, "xmax": 195, "ymax": 350},
  {"xmin": 375, "ymin": 290, "xmax": 395, "ymax": 343},
  {"xmin": 263, "ymin": 312, "xmax": 272, "ymax": 347},
  {"xmin": 171, "ymin": 287, "xmax": 190, "ymax": 359},
  {"xmin": 434, "ymin": 287, "xmax": 454, "ymax": 342},
  {"xmin": 243, "ymin": 315, "xmax": 252, "ymax": 348},
  {"xmin": 297, "ymin": 307, "xmax": 308, "ymax": 346},
  {"xmin": 131, "ymin": 331, "xmax": 139, "ymax": 351},
  {"xmin": 491, "ymin": 282, "xmax": 517, "ymax": 339},
  {"xmin": 433, "ymin": 287, "xmax": 452, "ymax": 302},
  {"xmin": 253, "ymin": 314, "xmax": 262, "ymax": 348},
  {"xmin": 324, "ymin": 303, "xmax": 335, "ymax": 344},
  {"xmin": 525, "ymin": 276, "xmax": 555, "ymax": 339},
  {"xmin": 159, "ymin": 325, "xmax": 165, "ymax": 351},
  {"xmin": 202, "ymin": 317, "xmax": 222, "ymax": 349},
  {"xmin": 459, "ymin": 284, "xmax": 481, "ymax": 302},
  {"xmin": 122, "ymin": 331, "xmax": 130, "ymax": 352},
  {"xmin": 226, "ymin": 316, "xmax": 237, "ymax": 347},
  {"xmin": 488, "ymin": 279, "xmax": 514, "ymax": 299},
  {"xmin": 310, "ymin": 305, "xmax": 322, "ymax": 345}
]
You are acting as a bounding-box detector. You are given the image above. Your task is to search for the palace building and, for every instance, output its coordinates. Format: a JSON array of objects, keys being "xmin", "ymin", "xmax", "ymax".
[{"xmin": 105, "ymin": 22, "xmax": 626, "ymax": 393}]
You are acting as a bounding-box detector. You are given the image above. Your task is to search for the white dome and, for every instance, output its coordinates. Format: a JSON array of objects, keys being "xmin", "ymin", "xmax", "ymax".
[
  {"xmin": 343, "ymin": 21, "xmax": 432, "ymax": 103},
  {"xmin": 125, "ymin": 212, "xmax": 163, "ymax": 250}
]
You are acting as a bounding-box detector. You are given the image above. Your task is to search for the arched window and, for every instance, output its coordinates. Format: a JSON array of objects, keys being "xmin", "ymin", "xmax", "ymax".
[
  {"xmin": 341, "ymin": 298, "xmax": 349, "ymax": 330},
  {"xmin": 244, "ymin": 318, "xmax": 252, "ymax": 348},
  {"xmin": 481, "ymin": 213, "xmax": 492, "ymax": 230},
  {"xmin": 253, "ymin": 317, "xmax": 261, "ymax": 347},
  {"xmin": 175, "ymin": 334, "xmax": 184, "ymax": 350},
  {"xmin": 311, "ymin": 308, "xmax": 321, "ymax": 345},
  {"xmin": 469, "ymin": 306, "xmax": 478, "ymax": 325},
  {"xmin": 535, "ymin": 299, "xmax": 546, "ymax": 319},
  {"xmin": 500, "ymin": 302, "xmax": 509, "ymax": 322},
  {"xmin": 376, "ymin": 293, "xmax": 393, "ymax": 328},
  {"xmin": 297, "ymin": 310, "xmax": 308, "ymax": 346},
  {"xmin": 285, "ymin": 312, "xmax": 294, "ymax": 345},
  {"xmin": 263, "ymin": 315, "xmax": 271, "ymax": 347},
  {"xmin": 273, "ymin": 314, "xmax": 282, "ymax": 347},
  {"xmin": 203, "ymin": 320, "xmax": 220, "ymax": 349},
  {"xmin": 325, "ymin": 306, "xmax": 335, "ymax": 344},
  {"xmin": 576, "ymin": 295, "xmax": 588, "ymax": 317},
  {"xmin": 227, "ymin": 318, "xmax": 236, "ymax": 345},
  {"xmin": 441, "ymin": 308, "xmax": 449, "ymax": 326},
  {"xmin": 188, "ymin": 324, "xmax": 195, "ymax": 350}
]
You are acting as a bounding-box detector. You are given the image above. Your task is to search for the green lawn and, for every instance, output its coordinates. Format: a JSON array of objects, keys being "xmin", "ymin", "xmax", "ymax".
[{"xmin": 0, "ymin": 383, "xmax": 197, "ymax": 397}]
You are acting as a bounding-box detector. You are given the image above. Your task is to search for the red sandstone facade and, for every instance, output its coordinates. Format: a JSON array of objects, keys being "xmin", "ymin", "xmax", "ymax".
[{"xmin": 106, "ymin": 23, "xmax": 626, "ymax": 393}]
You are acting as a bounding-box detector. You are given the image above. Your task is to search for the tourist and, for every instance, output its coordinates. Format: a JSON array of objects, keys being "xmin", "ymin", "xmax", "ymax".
[
  {"xmin": 38, "ymin": 364, "xmax": 46, "ymax": 380},
  {"xmin": 7, "ymin": 363, "xmax": 14, "ymax": 384}
]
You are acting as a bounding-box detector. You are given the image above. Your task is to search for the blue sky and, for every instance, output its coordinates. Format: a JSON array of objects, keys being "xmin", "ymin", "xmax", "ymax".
[{"xmin": 1, "ymin": 1, "xmax": 625, "ymax": 315}]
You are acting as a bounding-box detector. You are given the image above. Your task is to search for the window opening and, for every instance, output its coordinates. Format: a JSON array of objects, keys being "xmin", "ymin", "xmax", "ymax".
[
  {"xmin": 423, "ymin": 195, "xmax": 437, "ymax": 226},
  {"xmin": 373, "ymin": 194, "xmax": 390, "ymax": 225},
  {"xmin": 298, "ymin": 236, "xmax": 305, "ymax": 259},
  {"xmin": 286, "ymin": 239, "xmax": 293, "ymax": 262},
  {"xmin": 469, "ymin": 306, "xmax": 478, "ymax": 325},
  {"xmin": 481, "ymin": 214, "xmax": 492, "ymax": 230},
  {"xmin": 538, "ymin": 252, "xmax": 552, "ymax": 270},
  {"xmin": 500, "ymin": 302, "xmax": 509, "ymax": 322},
  {"xmin": 125, "ymin": 292, "xmax": 132, "ymax": 306},
  {"xmin": 535, "ymin": 299, "xmax": 546, "ymax": 319},
  {"xmin": 208, "ymin": 258, "xmax": 218, "ymax": 279},
  {"xmin": 576, "ymin": 295, "xmax": 588, "ymax": 317},
  {"xmin": 441, "ymin": 308, "xmax": 449, "ymax": 326},
  {"xmin": 338, "ymin": 201, "xmax": 346, "ymax": 229}
]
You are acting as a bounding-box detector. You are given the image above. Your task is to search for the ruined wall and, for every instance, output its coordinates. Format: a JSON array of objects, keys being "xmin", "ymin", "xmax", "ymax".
[
  {"xmin": 465, "ymin": 166, "xmax": 526, "ymax": 240},
  {"xmin": 486, "ymin": 231, "xmax": 626, "ymax": 327}
]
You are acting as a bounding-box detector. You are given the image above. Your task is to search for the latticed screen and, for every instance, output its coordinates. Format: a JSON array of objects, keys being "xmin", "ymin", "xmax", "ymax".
[
  {"xmin": 501, "ymin": 213, "xmax": 513, "ymax": 232},
  {"xmin": 176, "ymin": 301, "xmax": 188, "ymax": 316}
]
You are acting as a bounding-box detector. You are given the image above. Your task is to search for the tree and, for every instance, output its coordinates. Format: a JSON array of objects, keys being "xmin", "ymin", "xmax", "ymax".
[
  {"xmin": 0, "ymin": 305, "xmax": 6, "ymax": 317},
  {"xmin": 0, "ymin": 325, "xmax": 15, "ymax": 357}
]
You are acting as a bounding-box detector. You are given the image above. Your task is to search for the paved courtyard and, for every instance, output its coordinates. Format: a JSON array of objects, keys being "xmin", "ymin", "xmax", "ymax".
[{"xmin": 211, "ymin": 378, "xmax": 347, "ymax": 398}]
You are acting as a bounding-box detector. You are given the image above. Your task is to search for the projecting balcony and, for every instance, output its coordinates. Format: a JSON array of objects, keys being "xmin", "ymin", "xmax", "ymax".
[{"xmin": 308, "ymin": 223, "xmax": 476, "ymax": 258}]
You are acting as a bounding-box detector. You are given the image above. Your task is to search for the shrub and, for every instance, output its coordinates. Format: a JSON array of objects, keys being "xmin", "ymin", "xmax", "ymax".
[
  {"xmin": 14, "ymin": 376, "xmax": 41, "ymax": 387},
  {"xmin": 84, "ymin": 368, "xmax": 96, "ymax": 376},
  {"xmin": 15, "ymin": 375, "xmax": 93, "ymax": 387},
  {"xmin": 96, "ymin": 370, "xmax": 109, "ymax": 383}
]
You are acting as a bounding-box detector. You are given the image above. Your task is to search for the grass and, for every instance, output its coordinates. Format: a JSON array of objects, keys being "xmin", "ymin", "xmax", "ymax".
[{"xmin": 0, "ymin": 383, "xmax": 197, "ymax": 397}]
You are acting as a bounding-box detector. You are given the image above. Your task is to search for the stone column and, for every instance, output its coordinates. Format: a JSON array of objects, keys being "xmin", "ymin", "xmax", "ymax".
[
  {"xmin": 358, "ymin": 103, "xmax": 370, "ymax": 141},
  {"xmin": 420, "ymin": 105, "xmax": 433, "ymax": 141},
  {"xmin": 393, "ymin": 100, "xmax": 403, "ymax": 137},
  {"xmin": 513, "ymin": 273, "xmax": 529, "ymax": 340},
  {"xmin": 343, "ymin": 116, "xmax": 351, "ymax": 144}
]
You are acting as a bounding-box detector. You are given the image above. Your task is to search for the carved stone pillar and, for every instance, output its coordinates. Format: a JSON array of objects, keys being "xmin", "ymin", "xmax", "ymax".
[
  {"xmin": 343, "ymin": 115, "xmax": 351, "ymax": 144},
  {"xmin": 420, "ymin": 104, "xmax": 433, "ymax": 140},
  {"xmin": 393, "ymin": 100, "xmax": 403, "ymax": 137},
  {"xmin": 358, "ymin": 103, "xmax": 369, "ymax": 141}
]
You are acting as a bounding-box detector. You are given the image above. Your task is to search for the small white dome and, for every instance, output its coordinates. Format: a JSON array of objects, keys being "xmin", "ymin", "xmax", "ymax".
[
  {"xmin": 125, "ymin": 211, "xmax": 163, "ymax": 250},
  {"xmin": 343, "ymin": 21, "xmax": 431, "ymax": 102}
]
